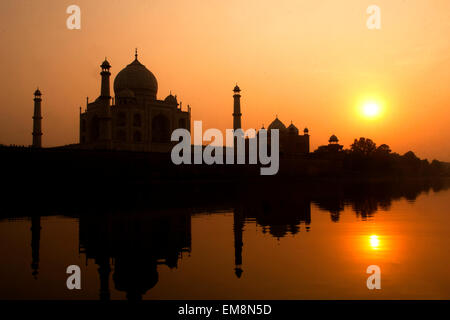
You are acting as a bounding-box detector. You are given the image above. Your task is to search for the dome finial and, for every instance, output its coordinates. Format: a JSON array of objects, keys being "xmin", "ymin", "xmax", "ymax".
[{"xmin": 135, "ymin": 48, "xmax": 138, "ymax": 60}]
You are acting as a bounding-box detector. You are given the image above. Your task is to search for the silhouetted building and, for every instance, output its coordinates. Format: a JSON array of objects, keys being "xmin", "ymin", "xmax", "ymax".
[
  {"xmin": 314, "ymin": 134, "xmax": 344, "ymax": 154},
  {"xmin": 79, "ymin": 50, "xmax": 191, "ymax": 152},
  {"xmin": 233, "ymin": 85, "xmax": 242, "ymax": 131},
  {"xmin": 232, "ymin": 86, "xmax": 310, "ymax": 155},
  {"xmin": 267, "ymin": 117, "xmax": 310, "ymax": 155},
  {"xmin": 32, "ymin": 89, "xmax": 42, "ymax": 148}
]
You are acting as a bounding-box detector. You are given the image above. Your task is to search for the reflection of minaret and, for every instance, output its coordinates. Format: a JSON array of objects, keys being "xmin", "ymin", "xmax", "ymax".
[
  {"xmin": 233, "ymin": 208, "xmax": 244, "ymax": 278},
  {"xmin": 30, "ymin": 216, "xmax": 41, "ymax": 279},
  {"xmin": 97, "ymin": 257, "xmax": 111, "ymax": 300}
]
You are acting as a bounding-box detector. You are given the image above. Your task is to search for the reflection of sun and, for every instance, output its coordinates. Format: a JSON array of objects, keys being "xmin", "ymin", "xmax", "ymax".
[
  {"xmin": 369, "ymin": 235, "xmax": 380, "ymax": 250},
  {"xmin": 362, "ymin": 101, "xmax": 381, "ymax": 118}
]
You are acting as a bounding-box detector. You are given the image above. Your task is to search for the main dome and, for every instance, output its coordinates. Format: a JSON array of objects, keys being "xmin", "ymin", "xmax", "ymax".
[
  {"xmin": 268, "ymin": 117, "xmax": 286, "ymax": 131},
  {"xmin": 114, "ymin": 57, "xmax": 158, "ymax": 99}
]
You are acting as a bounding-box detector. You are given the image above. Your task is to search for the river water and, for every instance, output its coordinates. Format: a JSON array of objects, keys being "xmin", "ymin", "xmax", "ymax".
[{"xmin": 0, "ymin": 180, "xmax": 449, "ymax": 299}]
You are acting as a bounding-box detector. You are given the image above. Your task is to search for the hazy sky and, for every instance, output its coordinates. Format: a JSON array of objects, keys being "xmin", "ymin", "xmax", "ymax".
[{"xmin": 0, "ymin": 0, "xmax": 449, "ymax": 161}]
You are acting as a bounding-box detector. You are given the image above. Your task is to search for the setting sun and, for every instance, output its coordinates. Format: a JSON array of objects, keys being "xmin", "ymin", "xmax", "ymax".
[{"xmin": 362, "ymin": 102, "xmax": 381, "ymax": 118}]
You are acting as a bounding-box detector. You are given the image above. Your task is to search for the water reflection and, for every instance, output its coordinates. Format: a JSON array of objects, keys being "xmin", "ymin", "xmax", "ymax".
[
  {"xmin": 2, "ymin": 178, "xmax": 449, "ymax": 299},
  {"xmin": 79, "ymin": 212, "xmax": 191, "ymax": 300},
  {"xmin": 30, "ymin": 216, "xmax": 41, "ymax": 279},
  {"xmin": 369, "ymin": 235, "xmax": 380, "ymax": 250},
  {"xmin": 311, "ymin": 179, "xmax": 448, "ymax": 222}
]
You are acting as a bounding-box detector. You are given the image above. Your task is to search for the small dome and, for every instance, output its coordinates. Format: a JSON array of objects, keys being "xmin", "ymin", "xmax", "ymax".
[
  {"xmin": 164, "ymin": 93, "xmax": 178, "ymax": 105},
  {"xmin": 118, "ymin": 88, "xmax": 135, "ymax": 98},
  {"xmin": 101, "ymin": 59, "xmax": 111, "ymax": 69},
  {"xmin": 287, "ymin": 122, "xmax": 299, "ymax": 135},
  {"xmin": 329, "ymin": 134, "xmax": 339, "ymax": 143},
  {"xmin": 233, "ymin": 84, "xmax": 241, "ymax": 92},
  {"xmin": 114, "ymin": 55, "xmax": 158, "ymax": 99},
  {"xmin": 34, "ymin": 88, "xmax": 42, "ymax": 96},
  {"xmin": 268, "ymin": 117, "xmax": 286, "ymax": 131},
  {"xmin": 304, "ymin": 127, "xmax": 309, "ymax": 134}
]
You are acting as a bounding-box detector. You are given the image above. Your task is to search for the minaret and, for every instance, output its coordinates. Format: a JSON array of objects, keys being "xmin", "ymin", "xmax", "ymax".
[
  {"xmin": 233, "ymin": 84, "xmax": 242, "ymax": 131},
  {"xmin": 100, "ymin": 58, "xmax": 111, "ymax": 101},
  {"xmin": 98, "ymin": 58, "xmax": 112, "ymax": 146},
  {"xmin": 233, "ymin": 208, "xmax": 244, "ymax": 278},
  {"xmin": 32, "ymin": 88, "xmax": 42, "ymax": 148}
]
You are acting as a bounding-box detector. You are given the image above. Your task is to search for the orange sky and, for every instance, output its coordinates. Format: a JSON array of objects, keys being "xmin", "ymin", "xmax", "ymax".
[{"xmin": 0, "ymin": 0, "xmax": 449, "ymax": 161}]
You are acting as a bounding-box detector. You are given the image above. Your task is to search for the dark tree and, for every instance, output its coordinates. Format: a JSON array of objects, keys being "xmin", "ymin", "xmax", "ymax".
[
  {"xmin": 350, "ymin": 138, "xmax": 377, "ymax": 156},
  {"xmin": 375, "ymin": 144, "xmax": 391, "ymax": 155},
  {"xmin": 403, "ymin": 151, "xmax": 419, "ymax": 161}
]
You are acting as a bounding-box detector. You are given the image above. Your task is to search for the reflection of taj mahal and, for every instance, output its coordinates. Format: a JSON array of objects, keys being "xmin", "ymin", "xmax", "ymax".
[{"xmin": 79, "ymin": 50, "xmax": 191, "ymax": 152}]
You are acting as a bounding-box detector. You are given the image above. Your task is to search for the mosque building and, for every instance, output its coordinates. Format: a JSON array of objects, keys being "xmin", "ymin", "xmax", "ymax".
[
  {"xmin": 266, "ymin": 116, "xmax": 310, "ymax": 155},
  {"xmin": 232, "ymin": 84, "xmax": 310, "ymax": 155},
  {"xmin": 78, "ymin": 50, "xmax": 191, "ymax": 152}
]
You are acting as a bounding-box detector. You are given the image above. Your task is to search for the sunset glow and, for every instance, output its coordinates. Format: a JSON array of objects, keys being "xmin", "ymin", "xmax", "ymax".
[
  {"xmin": 362, "ymin": 101, "xmax": 381, "ymax": 119},
  {"xmin": 0, "ymin": 0, "xmax": 449, "ymax": 161},
  {"xmin": 1, "ymin": 0, "xmax": 450, "ymax": 305}
]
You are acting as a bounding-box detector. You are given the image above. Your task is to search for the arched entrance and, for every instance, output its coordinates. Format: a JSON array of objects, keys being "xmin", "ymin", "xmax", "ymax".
[{"xmin": 152, "ymin": 114, "xmax": 170, "ymax": 143}]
